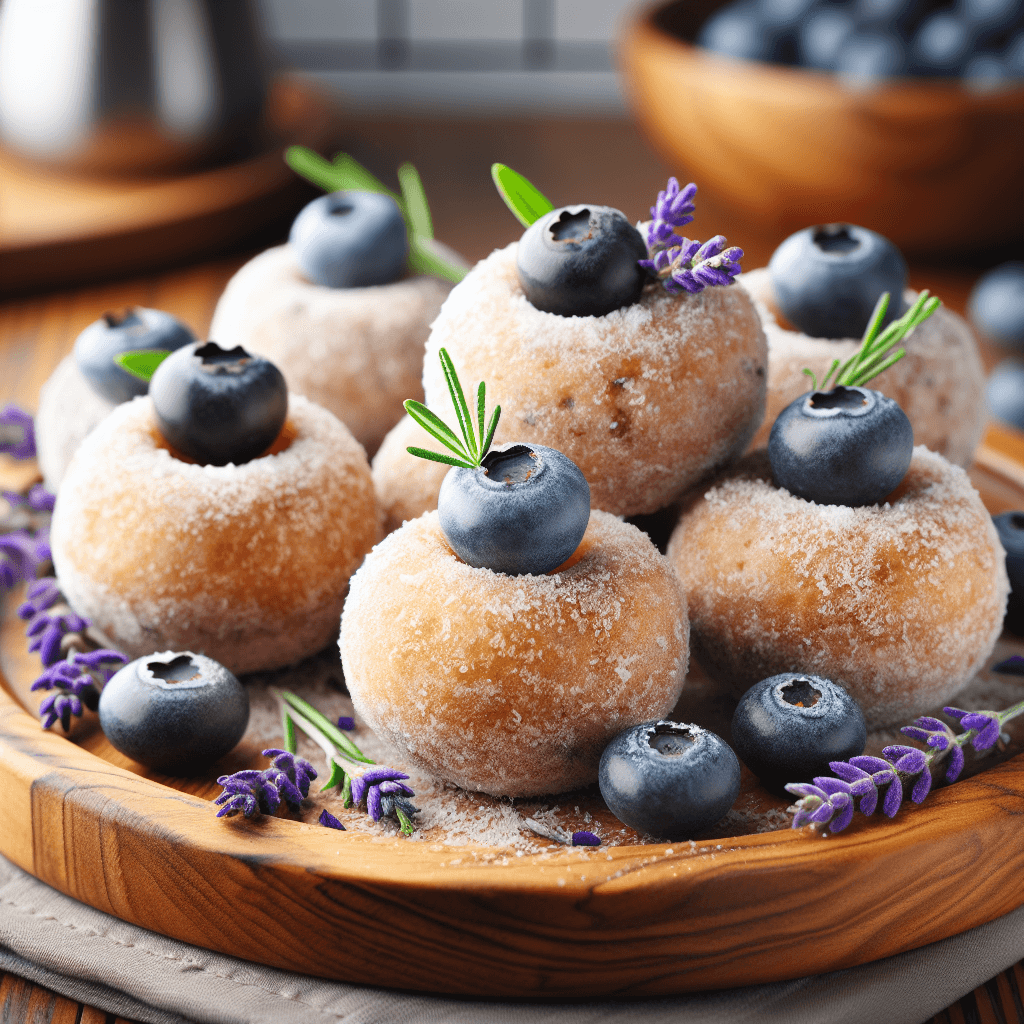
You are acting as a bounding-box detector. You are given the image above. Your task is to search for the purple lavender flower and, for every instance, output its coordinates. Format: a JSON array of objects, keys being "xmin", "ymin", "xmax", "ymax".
[
  {"xmin": 787, "ymin": 777, "xmax": 855, "ymax": 832},
  {"xmin": 350, "ymin": 766, "xmax": 415, "ymax": 822},
  {"xmin": 18, "ymin": 577, "xmax": 61, "ymax": 617},
  {"xmin": 318, "ymin": 809, "xmax": 346, "ymax": 830},
  {"xmin": 0, "ymin": 405, "xmax": 35, "ymax": 460},
  {"xmin": 902, "ymin": 715, "xmax": 965, "ymax": 782},
  {"xmin": 29, "ymin": 648, "xmax": 127, "ymax": 731},
  {"xmin": 27, "ymin": 485, "xmax": 55, "ymax": 512},
  {"xmin": 261, "ymin": 748, "xmax": 317, "ymax": 813},
  {"xmin": 0, "ymin": 531, "xmax": 37, "ymax": 588},
  {"xmin": 571, "ymin": 831, "xmax": 601, "ymax": 847},
  {"xmin": 646, "ymin": 177, "xmax": 697, "ymax": 249},
  {"xmin": 944, "ymin": 707, "xmax": 1002, "ymax": 751},
  {"xmin": 992, "ymin": 655, "xmax": 1024, "ymax": 676},
  {"xmin": 640, "ymin": 233, "xmax": 744, "ymax": 295},
  {"xmin": 336, "ymin": 716, "xmax": 355, "ymax": 731}
]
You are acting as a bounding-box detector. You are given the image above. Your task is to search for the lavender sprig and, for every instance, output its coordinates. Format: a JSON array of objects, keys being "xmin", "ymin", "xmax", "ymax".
[
  {"xmin": 639, "ymin": 178, "xmax": 743, "ymax": 295},
  {"xmin": 19, "ymin": 576, "xmax": 127, "ymax": 731},
  {"xmin": 215, "ymin": 748, "xmax": 318, "ymax": 819},
  {"xmin": 270, "ymin": 688, "xmax": 420, "ymax": 836},
  {"xmin": 786, "ymin": 696, "xmax": 1024, "ymax": 833},
  {"xmin": 0, "ymin": 405, "xmax": 35, "ymax": 460}
]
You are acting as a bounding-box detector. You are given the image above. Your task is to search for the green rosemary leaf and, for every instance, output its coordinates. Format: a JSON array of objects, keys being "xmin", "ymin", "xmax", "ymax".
[
  {"xmin": 282, "ymin": 707, "xmax": 297, "ymax": 756},
  {"xmin": 279, "ymin": 689, "xmax": 372, "ymax": 763},
  {"xmin": 341, "ymin": 774, "xmax": 353, "ymax": 807},
  {"xmin": 405, "ymin": 446, "xmax": 475, "ymax": 468},
  {"xmin": 849, "ymin": 347, "xmax": 906, "ymax": 386},
  {"xmin": 491, "ymin": 162, "xmax": 555, "ymax": 228},
  {"xmin": 321, "ymin": 760, "xmax": 347, "ymax": 791},
  {"xmin": 440, "ymin": 347, "xmax": 479, "ymax": 461},
  {"xmin": 114, "ymin": 349, "xmax": 171, "ymax": 382},
  {"xmin": 330, "ymin": 151, "xmax": 399, "ymax": 202},
  {"xmin": 396, "ymin": 805, "xmax": 415, "ymax": 836},
  {"xmin": 862, "ymin": 291, "xmax": 890, "ymax": 350},
  {"xmin": 819, "ymin": 358, "xmax": 841, "ymax": 392},
  {"xmin": 403, "ymin": 399, "xmax": 473, "ymax": 460},
  {"xmin": 476, "ymin": 381, "xmax": 487, "ymax": 452},
  {"xmin": 398, "ymin": 162, "xmax": 432, "ymax": 239},
  {"xmin": 407, "ymin": 234, "xmax": 467, "ymax": 283},
  {"xmin": 481, "ymin": 404, "xmax": 501, "ymax": 455},
  {"xmin": 802, "ymin": 367, "xmax": 819, "ymax": 392},
  {"xmin": 284, "ymin": 145, "xmax": 347, "ymax": 193}
]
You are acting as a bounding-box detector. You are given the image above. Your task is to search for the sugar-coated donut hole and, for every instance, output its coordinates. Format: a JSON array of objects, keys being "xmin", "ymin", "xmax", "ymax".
[
  {"xmin": 340, "ymin": 509, "xmax": 689, "ymax": 797},
  {"xmin": 667, "ymin": 447, "xmax": 1008, "ymax": 729},
  {"xmin": 423, "ymin": 243, "xmax": 768, "ymax": 516},
  {"xmin": 739, "ymin": 267, "xmax": 985, "ymax": 466},
  {"xmin": 52, "ymin": 394, "xmax": 381, "ymax": 675}
]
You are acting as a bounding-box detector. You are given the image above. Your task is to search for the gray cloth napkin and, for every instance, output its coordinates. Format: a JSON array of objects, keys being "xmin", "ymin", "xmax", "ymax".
[{"xmin": 0, "ymin": 852, "xmax": 1018, "ymax": 1024}]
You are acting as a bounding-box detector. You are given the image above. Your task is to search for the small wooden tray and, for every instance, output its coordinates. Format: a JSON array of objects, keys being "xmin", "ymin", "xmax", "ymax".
[{"xmin": 2, "ymin": 427, "xmax": 1024, "ymax": 1000}]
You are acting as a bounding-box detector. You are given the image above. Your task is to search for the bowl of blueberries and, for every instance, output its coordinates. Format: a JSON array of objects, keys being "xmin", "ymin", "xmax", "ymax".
[{"xmin": 619, "ymin": 0, "xmax": 1024, "ymax": 255}]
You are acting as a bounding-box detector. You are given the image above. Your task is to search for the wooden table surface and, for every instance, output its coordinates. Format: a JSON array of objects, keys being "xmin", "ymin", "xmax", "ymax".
[{"xmin": 1, "ymin": 113, "xmax": 1022, "ymax": 1024}]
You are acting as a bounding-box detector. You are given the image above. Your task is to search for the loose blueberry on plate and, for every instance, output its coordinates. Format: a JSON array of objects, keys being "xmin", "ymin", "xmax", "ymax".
[
  {"xmin": 731, "ymin": 673, "xmax": 867, "ymax": 795},
  {"xmin": 74, "ymin": 307, "xmax": 195, "ymax": 404},
  {"xmin": 516, "ymin": 204, "xmax": 649, "ymax": 318},
  {"xmin": 289, "ymin": 190, "xmax": 408, "ymax": 289},
  {"xmin": 768, "ymin": 224, "xmax": 908, "ymax": 339},
  {"xmin": 99, "ymin": 651, "xmax": 249, "ymax": 772},
  {"xmin": 968, "ymin": 262, "xmax": 1024, "ymax": 351},
  {"xmin": 598, "ymin": 720, "xmax": 741, "ymax": 839},
  {"xmin": 438, "ymin": 442, "xmax": 590, "ymax": 576},
  {"xmin": 149, "ymin": 341, "xmax": 288, "ymax": 466},
  {"xmin": 993, "ymin": 511, "xmax": 1024, "ymax": 635}
]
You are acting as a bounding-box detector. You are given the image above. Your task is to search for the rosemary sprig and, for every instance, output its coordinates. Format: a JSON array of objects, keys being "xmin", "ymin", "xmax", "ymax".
[
  {"xmin": 284, "ymin": 146, "xmax": 466, "ymax": 284},
  {"xmin": 404, "ymin": 348, "xmax": 501, "ymax": 469},
  {"xmin": 271, "ymin": 688, "xmax": 419, "ymax": 836},
  {"xmin": 803, "ymin": 290, "xmax": 941, "ymax": 392}
]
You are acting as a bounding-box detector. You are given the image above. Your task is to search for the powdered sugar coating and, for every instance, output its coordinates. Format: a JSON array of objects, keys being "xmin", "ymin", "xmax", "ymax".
[
  {"xmin": 340, "ymin": 510, "xmax": 689, "ymax": 796},
  {"xmin": 209, "ymin": 244, "xmax": 456, "ymax": 456},
  {"xmin": 372, "ymin": 413, "xmax": 449, "ymax": 534},
  {"xmin": 740, "ymin": 267, "xmax": 986, "ymax": 466},
  {"xmin": 423, "ymin": 243, "xmax": 767, "ymax": 516},
  {"xmin": 36, "ymin": 355, "xmax": 117, "ymax": 491},
  {"xmin": 667, "ymin": 448, "xmax": 1008, "ymax": 728},
  {"xmin": 51, "ymin": 395, "xmax": 381, "ymax": 675}
]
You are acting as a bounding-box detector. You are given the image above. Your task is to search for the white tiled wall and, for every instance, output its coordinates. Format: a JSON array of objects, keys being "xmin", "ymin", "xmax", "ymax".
[{"xmin": 259, "ymin": 0, "xmax": 641, "ymax": 112}]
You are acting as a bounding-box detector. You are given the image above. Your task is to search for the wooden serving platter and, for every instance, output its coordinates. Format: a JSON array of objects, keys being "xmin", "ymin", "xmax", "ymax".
[{"xmin": 2, "ymin": 427, "xmax": 1024, "ymax": 1000}]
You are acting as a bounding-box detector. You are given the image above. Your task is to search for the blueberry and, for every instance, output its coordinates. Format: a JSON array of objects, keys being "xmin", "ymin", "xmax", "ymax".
[
  {"xmin": 769, "ymin": 385, "xmax": 914, "ymax": 506},
  {"xmin": 854, "ymin": 0, "xmax": 943, "ymax": 36},
  {"xmin": 516, "ymin": 205, "xmax": 649, "ymax": 318},
  {"xmin": 799, "ymin": 5, "xmax": 857, "ymax": 69},
  {"xmin": 73, "ymin": 307, "xmax": 195, "ymax": 405},
  {"xmin": 768, "ymin": 224, "xmax": 908, "ymax": 340},
  {"xmin": 910, "ymin": 12, "xmax": 980, "ymax": 74},
  {"xmin": 437, "ymin": 442, "xmax": 590, "ymax": 576},
  {"xmin": 836, "ymin": 27, "xmax": 912, "ymax": 82},
  {"xmin": 598, "ymin": 720, "xmax": 741, "ymax": 839},
  {"xmin": 968, "ymin": 262, "xmax": 1024, "ymax": 350},
  {"xmin": 731, "ymin": 673, "xmax": 867, "ymax": 795},
  {"xmin": 697, "ymin": 1, "xmax": 800, "ymax": 63},
  {"xmin": 98, "ymin": 651, "xmax": 249, "ymax": 772},
  {"xmin": 289, "ymin": 190, "xmax": 407, "ymax": 289},
  {"xmin": 957, "ymin": 0, "xmax": 1024, "ymax": 36},
  {"xmin": 149, "ymin": 341, "xmax": 288, "ymax": 466},
  {"xmin": 986, "ymin": 360, "xmax": 1024, "ymax": 431},
  {"xmin": 992, "ymin": 511, "xmax": 1024, "ymax": 635}
]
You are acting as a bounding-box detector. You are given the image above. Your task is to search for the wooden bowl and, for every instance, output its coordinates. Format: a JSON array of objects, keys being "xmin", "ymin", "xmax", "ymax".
[{"xmin": 619, "ymin": 1, "xmax": 1024, "ymax": 257}]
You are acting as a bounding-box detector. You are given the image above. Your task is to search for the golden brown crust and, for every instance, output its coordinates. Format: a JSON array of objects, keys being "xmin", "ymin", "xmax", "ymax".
[
  {"xmin": 667, "ymin": 448, "xmax": 1008, "ymax": 728},
  {"xmin": 51, "ymin": 395, "xmax": 381, "ymax": 674},
  {"xmin": 340, "ymin": 510, "xmax": 690, "ymax": 796}
]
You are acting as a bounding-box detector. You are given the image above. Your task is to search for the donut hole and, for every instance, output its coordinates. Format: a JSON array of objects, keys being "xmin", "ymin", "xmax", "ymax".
[
  {"xmin": 149, "ymin": 417, "xmax": 297, "ymax": 465},
  {"xmin": 780, "ymin": 678, "xmax": 821, "ymax": 708},
  {"xmin": 149, "ymin": 655, "xmax": 200, "ymax": 683},
  {"xmin": 649, "ymin": 723, "xmax": 695, "ymax": 756}
]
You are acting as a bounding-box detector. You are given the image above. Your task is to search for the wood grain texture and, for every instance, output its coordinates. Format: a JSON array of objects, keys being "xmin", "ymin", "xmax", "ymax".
[
  {"xmin": 2, "ymin": 439, "xmax": 1024, "ymax": 998},
  {"xmin": 619, "ymin": 0, "xmax": 1024, "ymax": 258}
]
